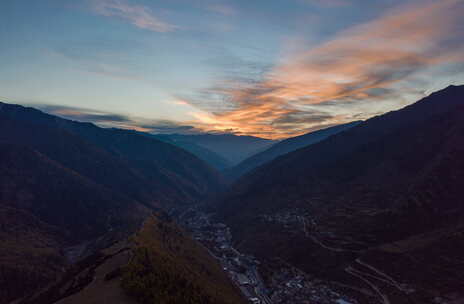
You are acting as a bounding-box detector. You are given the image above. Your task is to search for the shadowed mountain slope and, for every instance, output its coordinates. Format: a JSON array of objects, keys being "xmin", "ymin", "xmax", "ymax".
[
  {"xmin": 0, "ymin": 103, "xmax": 222, "ymax": 209},
  {"xmin": 0, "ymin": 102, "xmax": 222, "ymax": 303},
  {"xmin": 216, "ymin": 85, "xmax": 464, "ymax": 303},
  {"xmin": 0, "ymin": 144, "xmax": 150, "ymax": 304},
  {"xmin": 0, "ymin": 204, "xmax": 65, "ymax": 303},
  {"xmin": 227, "ymin": 121, "xmax": 361, "ymax": 180}
]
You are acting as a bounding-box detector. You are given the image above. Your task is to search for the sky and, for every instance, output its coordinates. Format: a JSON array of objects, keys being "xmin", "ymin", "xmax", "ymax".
[{"xmin": 1, "ymin": 0, "xmax": 463, "ymax": 139}]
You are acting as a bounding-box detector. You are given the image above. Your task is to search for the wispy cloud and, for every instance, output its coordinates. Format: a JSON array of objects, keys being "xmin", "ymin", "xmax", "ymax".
[
  {"xmin": 184, "ymin": 0, "xmax": 464, "ymax": 138},
  {"xmin": 206, "ymin": 4, "xmax": 237, "ymax": 16},
  {"xmin": 51, "ymin": 43, "xmax": 146, "ymax": 81},
  {"xmin": 92, "ymin": 0, "xmax": 177, "ymax": 32},
  {"xmin": 38, "ymin": 105, "xmax": 131, "ymax": 123},
  {"xmin": 302, "ymin": 0, "xmax": 350, "ymax": 8},
  {"xmin": 37, "ymin": 104, "xmax": 203, "ymax": 134}
]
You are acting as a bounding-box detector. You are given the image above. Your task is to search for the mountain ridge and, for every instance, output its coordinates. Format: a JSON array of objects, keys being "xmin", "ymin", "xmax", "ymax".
[
  {"xmin": 226, "ymin": 121, "xmax": 362, "ymax": 180},
  {"xmin": 0, "ymin": 101, "xmax": 224, "ymax": 303},
  {"xmin": 152, "ymin": 134, "xmax": 232, "ymax": 170},
  {"xmin": 158, "ymin": 133, "xmax": 276, "ymax": 166},
  {"xmin": 214, "ymin": 85, "xmax": 464, "ymax": 303}
]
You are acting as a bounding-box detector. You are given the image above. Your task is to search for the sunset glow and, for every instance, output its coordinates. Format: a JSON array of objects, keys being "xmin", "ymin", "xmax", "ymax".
[{"xmin": 1, "ymin": 0, "xmax": 463, "ymax": 138}]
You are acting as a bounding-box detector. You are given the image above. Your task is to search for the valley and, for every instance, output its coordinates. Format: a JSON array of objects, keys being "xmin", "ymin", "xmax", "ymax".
[
  {"xmin": 178, "ymin": 207, "xmax": 357, "ymax": 304},
  {"xmin": 3, "ymin": 1, "xmax": 464, "ymax": 303},
  {"xmin": 208, "ymin": 203, "xmax": 464, "ymax": 304}
]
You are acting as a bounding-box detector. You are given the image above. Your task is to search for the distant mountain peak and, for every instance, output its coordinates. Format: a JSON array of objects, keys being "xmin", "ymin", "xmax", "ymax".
[{"xmin": 156, "ymin": 133, "xmax": 276, "ymax": 165}]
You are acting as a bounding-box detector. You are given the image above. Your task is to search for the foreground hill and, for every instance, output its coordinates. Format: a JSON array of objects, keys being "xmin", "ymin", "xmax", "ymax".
[
  {"xmin": 17, "ymin": 214, "xmax": 246, "ymax": 304},
  {"xmin": 121, "ymin": 214, "xmax": 245, "ymax": 304},
  {"xmin": 157, "ymin": 133, "xmax": 276, "ymax": 166},
  {"xmin": 0, "ymin": 102, "xmax": 222, "ymax": 303},
  {"xmin": 216, "ymin": 85, "xmax": 464, "ymax": 303},
  {"xmin": 227, "ymin": 121, "xmax": 361, "ymax": 180}
]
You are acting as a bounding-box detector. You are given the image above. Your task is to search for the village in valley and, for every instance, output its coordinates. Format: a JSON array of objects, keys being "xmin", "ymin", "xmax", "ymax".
[{"xmin": 178, "ymin": 208, "xmax": 356, "ymax": 304}]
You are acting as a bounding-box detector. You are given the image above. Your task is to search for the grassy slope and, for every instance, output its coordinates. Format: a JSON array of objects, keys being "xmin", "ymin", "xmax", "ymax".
[
  {"xmin": 16, "ymin": 213, "xmax": 245, "ymax": 304},
  {"xmin": 55, "ymin": 240, "xmax": 137, "ymax": 304},
  {"xmin": 122, "ymin": 214, "xmax": 246, "ymax": 304}
]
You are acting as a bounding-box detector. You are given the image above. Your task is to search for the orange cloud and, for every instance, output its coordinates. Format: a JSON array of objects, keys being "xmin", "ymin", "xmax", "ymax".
[{"xmin": 189, "ymin": 0, "xmax": 464, "ymax": 139}]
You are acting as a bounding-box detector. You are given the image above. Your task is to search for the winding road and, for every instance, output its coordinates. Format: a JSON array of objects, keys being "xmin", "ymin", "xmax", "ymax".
[{"xmin": 297, "ymin": 215, "xmax": 405, "ymax": 304}]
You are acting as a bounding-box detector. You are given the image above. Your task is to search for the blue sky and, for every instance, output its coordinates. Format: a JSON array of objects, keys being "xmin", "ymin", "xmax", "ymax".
[{"xmin": 1, "ymin": 0, "xmax": 463, "ymax": 138}]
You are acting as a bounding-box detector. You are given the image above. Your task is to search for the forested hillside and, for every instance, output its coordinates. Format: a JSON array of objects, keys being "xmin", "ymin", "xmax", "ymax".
[{"xmin": 0, "ymin": 102, "xmax": 222, "ymax": 303}]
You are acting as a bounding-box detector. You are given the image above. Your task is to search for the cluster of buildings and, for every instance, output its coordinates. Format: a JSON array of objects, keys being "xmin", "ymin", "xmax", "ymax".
[
  {"xmin": 260, "ymin": 209, "xmax": 317, "ymax": 234},
  {"xmin": 181, "ymin": 210, "xmax": 268, "ymax": 304},
  {"xmin": 180, "ymin": 208, "xmax": 355, "ymax": 304},
  {"xmin": 267, "ymin": 267, "xmax": 356, "ymax": 304}
]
